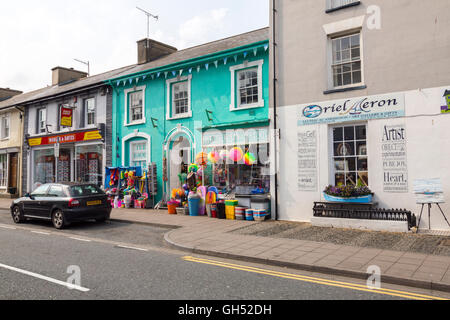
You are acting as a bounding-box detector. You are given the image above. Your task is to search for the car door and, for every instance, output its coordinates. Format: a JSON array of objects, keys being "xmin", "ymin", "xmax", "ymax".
[
  {"xmin": 42, "ymin": 185, "xmax": 68, "ymax": 219},
  {"xmin": 22, "ymin": 184, "xmax": 50, "ymax": 218}
]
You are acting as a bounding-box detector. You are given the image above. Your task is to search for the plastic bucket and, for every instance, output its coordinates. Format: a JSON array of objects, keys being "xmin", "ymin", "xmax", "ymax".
[
  {"xmin": 206, "ymin": 204, "xmax": 213, "ymax": 218},
  {"xmin": 235, "ymin": 207, "xmax": 247, "ymax": 220},
  {"xmin": 253, "ymin": 210, "xmax": 266, "ymax": 222},
  {"xmin": 216, "ymin": 202, "xmax": 226, "ymax": 219},
  {"xmin": 211, "ymin": 204, "xmax": 218, "ymax": 218},
  {"xmin": 225, "ymin": 205, "xmax": 236, "ymax": 220},
  {"xmin": 167, "ymin": 204, "xmax": 178, "ymax": 215},
  {"xmin": 189, "ymin": 198, "xmax": 200, "ymax": 216},
  {"xmin": 245, "ymin": 209, "xmax": 254, "ymax": 221}
]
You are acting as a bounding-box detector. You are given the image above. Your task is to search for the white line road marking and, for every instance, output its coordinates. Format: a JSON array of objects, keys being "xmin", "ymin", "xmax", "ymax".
[
  {"xmin": 69, "ymin": 237, "xmax": 92, "ymax": 242},
  {"xmin": 0, "ymin": 263, "xmax": 90, "ymax": 292},
  {"xmin": 116, "ymin": 245, "xmax": 149, "ymax": 252},
  {"xmin": 0, "ymin": 226, "xmax": 17, "ymax": 230},
  {"xmin": 31, "ymin": 231, "xmax": 51, "ymax": 236}
]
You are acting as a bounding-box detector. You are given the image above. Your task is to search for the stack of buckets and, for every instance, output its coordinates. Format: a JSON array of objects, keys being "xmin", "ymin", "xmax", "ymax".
[{"xmin": 225, "ymin": 200, "xmax": 239, "ymax": 220}]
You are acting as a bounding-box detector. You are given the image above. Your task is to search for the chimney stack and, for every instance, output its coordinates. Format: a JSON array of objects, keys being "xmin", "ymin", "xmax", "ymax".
[
  {"xmin": 0, "ymin": 88, "xmax": 22, "ymax": 101},
  {"xmin": 137, "ymin": 39, "xmax": 177, "ymax": 65},
  {"xmin": 52, "ymin": 67, "xmax": 88, "ymax": 86}
]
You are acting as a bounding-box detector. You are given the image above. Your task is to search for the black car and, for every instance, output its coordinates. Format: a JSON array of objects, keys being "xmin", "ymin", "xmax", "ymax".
[{"xmin": 11, "ymin": 183, "xmax": 112, "ymax": 229}]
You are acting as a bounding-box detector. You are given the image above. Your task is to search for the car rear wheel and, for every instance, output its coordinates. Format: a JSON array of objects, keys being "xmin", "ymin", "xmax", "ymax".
[
  {"xmin": 12, "ymin": 206, "xmax": 25, "ymax": 224},
  {"xmin": 52, "ymin": 210, "xmax": 66, "ymax": 230}
]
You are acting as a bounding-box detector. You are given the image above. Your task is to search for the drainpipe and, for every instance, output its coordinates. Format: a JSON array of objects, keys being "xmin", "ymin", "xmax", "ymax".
[{"xmin": 272, "ymin": 0, "xmax": 279, "ymax": 221}]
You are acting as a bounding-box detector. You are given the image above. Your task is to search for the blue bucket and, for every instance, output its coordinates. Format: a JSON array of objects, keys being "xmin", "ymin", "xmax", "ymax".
[{"xmin": 189, "ymin": 198, "xmax": 200, "ymax": 216}]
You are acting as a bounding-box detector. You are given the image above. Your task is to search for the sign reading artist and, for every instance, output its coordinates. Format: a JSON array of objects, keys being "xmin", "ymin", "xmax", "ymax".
[
  {"xmin": 299, "ymin": 92, "xmax": 405, "ymax": 126},
  {"xmin": 297, "ymin": 129, "xmax": 318, "ymax": 192},
  {"xmin": 382, "ymin": 124, "xmax": 408, "ymax": 193}
]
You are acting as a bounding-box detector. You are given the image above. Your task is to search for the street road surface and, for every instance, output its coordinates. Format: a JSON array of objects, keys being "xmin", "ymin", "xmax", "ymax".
[{"xmin": 0, "ymin": 210, "xmax": 448, "ymax": 300}]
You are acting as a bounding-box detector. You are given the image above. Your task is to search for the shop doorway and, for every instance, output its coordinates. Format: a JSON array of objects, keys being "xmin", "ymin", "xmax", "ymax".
[
  {"xmin": 8, "ymin": 153, "xmax": 18, "ymax": 194},
  {"xmin": 57, "ymin": 149, "xmax": 71, "ymax": 183},
  {"xmin": 169, "ymin": 136, "xmax": 190, "ymax": 192}
]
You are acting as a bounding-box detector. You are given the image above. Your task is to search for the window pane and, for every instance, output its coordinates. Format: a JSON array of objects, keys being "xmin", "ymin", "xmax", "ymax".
[
  {"xmin": 334, "ymin": 158, "xmax": 346, "ymax": 171},
  {"xmin": 344, "ymin": 127, "xmax": 355, "ymax": 141},
  {"xmin": 343, "ymin": 72, "xmax": 352, "ymax": 85},
  {"xmin": 346, "ymin": 173, "xmax": 357, "ymax": 186},
  {"xmin": 341, "ymin": 49, "xmax": 350, "ymax": 61},
  {"xmin": 351, "ymin": 34, "xmax": 360, "ymax": 47},
  {"xmin": 333, "ymin": 127, "xmax": 343, "ymax": 142},
  {"xmin": 355, "ymin": 126, "xmax": 366, "ymax": 140},
  {"xmin": 358, "ymin": 172, "xmax": 369, "ymax": 186},
  {"xmin": 341, "ymin": 37, "xmax": 350, "ymax": 50},
  {"xmin": 351, "ymin": 48, "xmax": 360, "ymax": 60},
  {"xmin": 347, "ymin": 157, "xmax": 356, "ymax": 171},
  {"xmin": 335, "ymin": 173, "xmax": 346, "ymax": 187},
  {"xmin": 356, "ymin": 142, "xmax": 367, "ymax": 156},
  {"xmin": 357, "ymin": 157, "xmax": 368, "ymax": 171},
  {"xmin": 352, "ymin": 71, "xmax": 362, "ymax": 84}
]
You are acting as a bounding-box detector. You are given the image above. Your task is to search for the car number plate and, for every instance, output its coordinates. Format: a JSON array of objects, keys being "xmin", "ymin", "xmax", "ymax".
[{"xmin": 87, "ymin": 200, "xmax": 102, "ymax": 206}]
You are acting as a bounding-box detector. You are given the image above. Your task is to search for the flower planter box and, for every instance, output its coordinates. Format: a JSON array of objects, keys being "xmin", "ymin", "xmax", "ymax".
[{"xmin": 323, "ymin": 193, "xmax": 373, "ymax": 204}]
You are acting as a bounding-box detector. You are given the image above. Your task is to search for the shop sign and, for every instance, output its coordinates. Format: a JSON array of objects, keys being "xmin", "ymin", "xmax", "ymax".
[
  {"xmin": 28, "ymin": 130, "xmax": 103, "ymax": 147},
  {"xmin": 298, "ymin": 92, "xmax": 405, "ymax": 126},
  {"xmin": 297, "ymin": 129, "xmax": 318, "ymax": 192},
  {"xmin": 60, "ymin": 106, "xmax": 73, "ymax": 127},
  {"xmin": 382, "ymin": 124, "xmax": 408, "ymax": 193},
  {"xmin": 202, "ymin": 127, "xmax": 269, "ymax": 147}
]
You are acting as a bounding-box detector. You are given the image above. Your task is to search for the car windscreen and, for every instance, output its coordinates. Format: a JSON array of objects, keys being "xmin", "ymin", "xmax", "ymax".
[{"xmin": 69, "ymin": 185, "xmax": 105, "ymax": 197}]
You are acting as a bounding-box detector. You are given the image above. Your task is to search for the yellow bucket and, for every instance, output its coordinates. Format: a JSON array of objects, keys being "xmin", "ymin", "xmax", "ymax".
[{"xmin": 225, "ymin": 205, "xmax": 236, "ymax": 220}]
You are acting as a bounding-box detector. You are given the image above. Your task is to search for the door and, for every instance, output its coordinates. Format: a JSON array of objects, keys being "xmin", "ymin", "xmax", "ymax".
[
  {"xmin": 8, "ymin": 153, "xmax": 18, "ymax": 194},
  {"xmin": 169, "ymin": 137, "xmax": 190, "ymax": 192},
  {"xmin": 23, "ymin": 184, "xmax": 50, "ymax": 218}
]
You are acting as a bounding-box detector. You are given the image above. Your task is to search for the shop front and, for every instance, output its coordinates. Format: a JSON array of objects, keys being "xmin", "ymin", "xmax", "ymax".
[
  {"xmin": 28, "ymin": 130, "xmax": 105, "ymax": 191},
  {"xmin": 275, "ymin": 86, "xmax": 450, "ymax": 231}
]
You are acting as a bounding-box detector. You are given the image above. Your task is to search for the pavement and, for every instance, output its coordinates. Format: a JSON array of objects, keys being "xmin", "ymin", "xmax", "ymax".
[{"xmin": 2, "ymin": 198, "xmax": 450, "ymax": 294}]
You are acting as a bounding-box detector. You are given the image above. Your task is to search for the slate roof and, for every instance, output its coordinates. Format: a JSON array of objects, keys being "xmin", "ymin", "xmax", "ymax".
[{"xmin": 0, "ymin": 27, "xmax": 269, "ymax": 110}]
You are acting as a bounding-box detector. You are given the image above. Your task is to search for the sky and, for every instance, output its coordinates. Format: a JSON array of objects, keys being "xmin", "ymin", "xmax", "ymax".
[{"xmin": 0, "ymin": 0, "xmax": 269, "ymax": 93}]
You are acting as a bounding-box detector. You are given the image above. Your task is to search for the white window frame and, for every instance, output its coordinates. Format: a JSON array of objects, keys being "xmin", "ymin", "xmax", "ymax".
[
  {"xmin": 130, "ymin": 140, "xmax": 148, "ymax": 168},
  {"xmin": 229, "ymin": 59, "xmax": 264, "ymax": 111},
  {"xmin": 121, "ymin": 132, "xmax": 151, "ymax": 167},
  {"xmin": 124, "ymin": 86, "xmax": 146, "ymax": 126},
  {"xmin": 166, "ymin": 75, "xmax": 192, "ymax": 120},
  {"xmin": 327, "ymin": 0, "xmax": 360, "ymax": 11},
  {"xmin": 329, "ymin": 32, "xmax": 363, "ymax": 90},
  {"xmin": 0, "ymin": 113, "xmax": 10, "ymax": 140},
  {"xmin": 38, "ymin": 108, "xmax": 47, "ymax": 134},
  {"xmin": 85, "ymin": 98, "xmax": 96, "ymax": 128},
  {"xmin": 0, "ymin": 154, "xmax": 8, "ymax": 188},
  {"xmin": 329, "ymin": 123, "xmax": 369, "ymax": 187}
]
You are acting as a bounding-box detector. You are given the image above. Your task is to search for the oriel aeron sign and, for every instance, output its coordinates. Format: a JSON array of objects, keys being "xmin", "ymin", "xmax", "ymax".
[
  {"xmin": 60, "ymin": 106, "xmax": 73, "ymax": 127},
  {"xmin": 299, "ymin": 92, "xmax": 405, "ymax": 126}
]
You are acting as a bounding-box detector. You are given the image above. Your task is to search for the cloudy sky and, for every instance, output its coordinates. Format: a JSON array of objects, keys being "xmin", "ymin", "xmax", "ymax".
[{"xmin": 0, "ymin": 0, "xmax": 269, "ymax": 92}]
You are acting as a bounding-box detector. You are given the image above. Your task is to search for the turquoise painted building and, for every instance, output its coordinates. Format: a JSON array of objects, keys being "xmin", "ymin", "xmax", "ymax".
[{"xmin": 106, "ymin": 28, "xmax": 270, "ymax": 203}]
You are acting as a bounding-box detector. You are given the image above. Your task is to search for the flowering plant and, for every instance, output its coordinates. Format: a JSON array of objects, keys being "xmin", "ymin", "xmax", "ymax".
[{"xmin": 324, "ymin": 185, "xmax": 372, "ymax": 198}]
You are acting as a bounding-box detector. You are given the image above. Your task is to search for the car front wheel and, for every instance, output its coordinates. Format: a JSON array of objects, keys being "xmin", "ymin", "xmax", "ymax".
[
  {"xmin": 52, "ymin": 210, "xmax": 66, "ymax": 230},
  {"xmin": 12, "ymin": 206, "xmax": 25, "ymax": 224}
]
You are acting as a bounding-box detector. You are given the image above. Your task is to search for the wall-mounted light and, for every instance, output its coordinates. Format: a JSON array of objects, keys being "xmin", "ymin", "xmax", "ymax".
[{"xmin": 151, "ymin": 118, "xmax": 158, "ymax": 128}]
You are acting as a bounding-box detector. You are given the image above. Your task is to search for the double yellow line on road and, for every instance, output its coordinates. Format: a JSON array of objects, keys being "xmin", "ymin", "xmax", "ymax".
[{"xmin": 183, "ymin": 256, "xmax": 448, "ymax": 301}]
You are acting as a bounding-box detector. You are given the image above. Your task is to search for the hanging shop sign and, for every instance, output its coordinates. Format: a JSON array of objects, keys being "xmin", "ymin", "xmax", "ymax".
[
  {"xmin": 298, "ymin": 92, "xmax": 405, "ymax": 126},
  {"xmin": 28, "ymin": 130, "xmax": 103, "ymax": 147},
  {"xmin": 60, "ymin": 106, "xmax": 73, "ymax": 127},
  {"xmin": 382, "ymin": 124, "xmax": 408, "ymax": 193},
  {"xmin": 297, "ymin": 129, "xmax": 318, "ymax": 192}
]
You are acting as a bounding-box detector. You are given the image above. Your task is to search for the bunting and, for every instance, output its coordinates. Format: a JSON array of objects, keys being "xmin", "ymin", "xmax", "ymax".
[{"xmin": 214, "ymin": 61, "xmax": 218, "ymax": 68}]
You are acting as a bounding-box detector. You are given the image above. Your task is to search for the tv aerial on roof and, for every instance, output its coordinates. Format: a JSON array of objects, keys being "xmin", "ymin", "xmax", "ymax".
[{"xmin": 136, "ymin": 7, "xmax": 159, "ymax": 39}]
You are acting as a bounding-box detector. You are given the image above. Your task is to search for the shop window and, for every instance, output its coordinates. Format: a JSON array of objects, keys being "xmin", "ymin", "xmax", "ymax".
[
  {"xmin": 37, "ymin": 108, "xmax": 47, "ymax": 134},
  {"xmin": 33, "ymin": 148, "xmax": 55, "ymax": 187},
  {"xmin": 229, "ymin": 59, "xmax": 264, "ymax": 111},
  {"xmin": 0, "ymin": 154, "xmax": 7, "ymax": 187},
  {"xmin": 1, "ymin": 114, "xmax": 9, "ymax": 139},
  {"xmin": 85, "ymin": 98, "xmax": 96, "ymax": 126},
  {"xmin": 130, "ymin": 141, "xmax": 148, "ymax": 168},
  {"xmin": 76, "ymin": 144, "xmax": 103, "ymax": 186},
  {"xmin": 332, "ymin": 124, "xmax": 368, "ymax": 187},
  {"xmin": 331, "ymin": 33, "xmax": 362, "ymax": 88}
]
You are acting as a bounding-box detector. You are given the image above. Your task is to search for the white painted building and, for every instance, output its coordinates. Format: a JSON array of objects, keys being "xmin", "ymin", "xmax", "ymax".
[{"xmin": 269, "ymin": 0, "xmax": 450, "ymax": 231}]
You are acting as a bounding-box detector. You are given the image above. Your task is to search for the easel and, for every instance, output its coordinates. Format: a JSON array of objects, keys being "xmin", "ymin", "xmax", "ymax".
[{"xmin": 417, "ymin": 202, "xmax": 450, "ymax": 232}]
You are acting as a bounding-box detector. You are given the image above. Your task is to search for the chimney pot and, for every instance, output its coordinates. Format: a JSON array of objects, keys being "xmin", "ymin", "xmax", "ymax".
[{"xmin": 137, "ymin": 38, "xmax": 177, "ymax": 65}]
